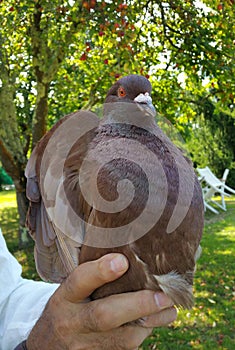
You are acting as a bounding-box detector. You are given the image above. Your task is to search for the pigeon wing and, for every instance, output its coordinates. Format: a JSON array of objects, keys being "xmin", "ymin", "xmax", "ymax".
[{"xmin": 25, "ymin": 110, "xmax": 99, "ymax": 282}]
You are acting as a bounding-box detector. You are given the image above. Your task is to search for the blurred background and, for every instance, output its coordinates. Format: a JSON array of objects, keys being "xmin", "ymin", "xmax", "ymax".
[{"xmin": 0, "ymin": 1, "xmax": 234, "ymax": 348}]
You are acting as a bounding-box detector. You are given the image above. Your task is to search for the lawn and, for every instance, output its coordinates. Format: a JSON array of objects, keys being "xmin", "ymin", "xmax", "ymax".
[
  {"xmin": 0, "ymin": 190, "xmax": 234, "ymax": 349},
  {"xmin": 0, "ymin": 190, "xmax": 39, "ymax": 280}
]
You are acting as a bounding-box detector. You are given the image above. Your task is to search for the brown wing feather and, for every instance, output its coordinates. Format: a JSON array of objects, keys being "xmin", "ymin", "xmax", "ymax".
[{"xmin": 25, "ymin": 111, "xmax": 99, "ymax": 282}]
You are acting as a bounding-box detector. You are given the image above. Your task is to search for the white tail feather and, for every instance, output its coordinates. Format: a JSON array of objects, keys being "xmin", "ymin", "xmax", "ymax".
[{"xmin": 154, "ymin": 271, "xmax": 194, "ymax": 309}]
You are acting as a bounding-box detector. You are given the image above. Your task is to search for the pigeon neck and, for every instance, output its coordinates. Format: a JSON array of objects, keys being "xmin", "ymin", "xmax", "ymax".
[{"xmin": 102, "ymin": 102, "xmax": 157, "ymax": 132}]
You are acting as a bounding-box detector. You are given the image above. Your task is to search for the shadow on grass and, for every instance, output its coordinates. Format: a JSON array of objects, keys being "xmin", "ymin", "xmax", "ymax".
[{"xmin": 204, "ymin": 199, "xmax": 235, "ymax": 225}]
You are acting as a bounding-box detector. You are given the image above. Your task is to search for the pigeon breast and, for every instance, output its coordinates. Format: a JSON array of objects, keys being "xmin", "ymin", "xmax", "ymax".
[{"xmin": 25, "ymin": 75, "xmax": 204, "ymax": 310}]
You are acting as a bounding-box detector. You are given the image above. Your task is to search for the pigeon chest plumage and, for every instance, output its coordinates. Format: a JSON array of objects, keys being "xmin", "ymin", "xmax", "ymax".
[{"xmin": 25, "ymin": 74, "xmax": 204, "ymax": 310}]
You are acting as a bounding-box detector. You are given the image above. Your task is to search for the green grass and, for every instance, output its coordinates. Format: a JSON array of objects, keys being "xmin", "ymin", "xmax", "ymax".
[
  {"xmin": 0, "ymin": 190, "xmax": 235, "ymax": 349},
  {"xmin": 0, "ymin": 190, "xmax": 40, "ymax": 280}
]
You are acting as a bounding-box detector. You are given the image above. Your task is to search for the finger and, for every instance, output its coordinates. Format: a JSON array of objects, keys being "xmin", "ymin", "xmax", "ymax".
[
  {"xmin": 139, "ymin": 306, "xmax": 177, "ymax": 328},
  {"xmin": 76, "ymin": 291, "xmax": 174, "ymax": 332},
  {"xmin": 60, "ymin": 253, "xmax": 129, "ymax": 302},
  {"xmin": 108, "ymin": 325, "xmax": 153, "ymax": 350},
  {"xmin": 105, "ymin": 326, "xmax": 153, "ymax": 350},
  {"xmin": 78, "ymin": 325, "xmax": 153, "ymax": 350}
]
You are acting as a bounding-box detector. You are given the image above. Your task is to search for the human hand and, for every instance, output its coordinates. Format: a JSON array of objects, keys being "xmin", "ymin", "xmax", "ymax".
[{"xmin": 26, "ymin": 254, "xmax": 177, "ymax": 350}]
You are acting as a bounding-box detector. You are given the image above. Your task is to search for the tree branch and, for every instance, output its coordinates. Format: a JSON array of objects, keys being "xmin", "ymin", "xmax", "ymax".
[
  {"xmin": 0, "ymin": 139, "xmax": 19, "ymax": 181},
  {"xmin": 158, "ymin": 2, "xmax": 181, "ymax": 50}
]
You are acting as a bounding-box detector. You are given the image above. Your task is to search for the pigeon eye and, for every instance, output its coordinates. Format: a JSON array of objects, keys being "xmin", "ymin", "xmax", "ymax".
[{"xmin": 118, "ymin": 87, "xmax": 126, "ymax": 98}]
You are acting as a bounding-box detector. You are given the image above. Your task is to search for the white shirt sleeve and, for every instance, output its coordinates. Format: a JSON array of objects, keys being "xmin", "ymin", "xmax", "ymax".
[{"xmin": 0, "ymin": 229, "xmax": 59, "ymax": 350}]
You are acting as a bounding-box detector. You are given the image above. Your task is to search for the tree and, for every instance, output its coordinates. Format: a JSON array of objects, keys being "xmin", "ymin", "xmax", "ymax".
[
  {"xmin": 186, "ymin": 99, "xmax": 235, "ymax": 187},
  {"xmin": 0, "ymin": 0, "xmax": 235, "ymax": 241}
]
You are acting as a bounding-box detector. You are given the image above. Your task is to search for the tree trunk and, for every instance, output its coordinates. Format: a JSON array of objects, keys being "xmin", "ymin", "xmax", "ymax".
[
  {"xmin": 32, "ymin": 82, "xmax": 49, "ymax": 148},
  {"xmin": 0, "ymin": 59, "xmax": 31, "ymax": 246},
  {"xmin": 14, "ymin": 173, "xmax": 30, "ymax": 247}
]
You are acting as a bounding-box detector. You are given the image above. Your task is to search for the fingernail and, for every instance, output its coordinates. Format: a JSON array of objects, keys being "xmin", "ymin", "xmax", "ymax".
[
  {"xmin": 154, "ymin": 293, "xmax": 172, "ymax": 308},
  {"xmin": 110, "ymin": 255, "xmax": 129, "ymax": 273}
]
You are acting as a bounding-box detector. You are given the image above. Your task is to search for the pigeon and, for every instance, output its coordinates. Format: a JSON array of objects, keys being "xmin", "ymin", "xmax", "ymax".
[{"xmin": 25, "ymin": 74, "xmax": 204, "ymax": 310}]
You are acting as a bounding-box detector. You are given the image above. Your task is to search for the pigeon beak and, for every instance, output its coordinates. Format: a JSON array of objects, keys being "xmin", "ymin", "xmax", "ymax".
[{"xmin": 134, "ymin": 92, "xmax": 156, "ymax": 116}]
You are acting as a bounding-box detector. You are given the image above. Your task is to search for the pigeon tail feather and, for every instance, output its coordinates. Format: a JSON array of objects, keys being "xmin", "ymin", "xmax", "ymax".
[{"xmin": 154, "ymin": 271, "xmax": 194, "ymax": 309}]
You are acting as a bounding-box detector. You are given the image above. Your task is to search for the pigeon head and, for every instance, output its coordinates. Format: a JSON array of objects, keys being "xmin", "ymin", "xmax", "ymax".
[{"xmin": 104, "ymin": 74, "xmax": 156, "ymax": 115}]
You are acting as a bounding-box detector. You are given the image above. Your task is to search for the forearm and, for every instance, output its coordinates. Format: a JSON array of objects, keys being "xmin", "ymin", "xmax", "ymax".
[{"xmin": 0, "ymin": 280, "xmax": 58, "ymax": 350}]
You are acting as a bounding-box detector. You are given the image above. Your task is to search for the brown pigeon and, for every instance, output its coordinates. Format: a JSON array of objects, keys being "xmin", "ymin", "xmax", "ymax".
[{"xmin": 25, "ymin": 74, "xmax": 204, "ymax": 310}]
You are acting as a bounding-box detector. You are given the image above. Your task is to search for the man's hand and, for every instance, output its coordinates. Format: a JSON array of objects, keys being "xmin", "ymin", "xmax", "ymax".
[{"xmin": 26, "ymin": 254, "xmax": 177, "ymax": 350}]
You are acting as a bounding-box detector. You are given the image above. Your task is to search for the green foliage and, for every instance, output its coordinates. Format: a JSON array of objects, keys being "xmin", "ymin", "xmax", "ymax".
[
  {"xmin": 1, "ymin": 0, "xmax": 235, "ymax": 226},
  {"xmin": 186, "ymin": 99, "xmax": 235, "ymax": 188},
  {"xmin": 1, "ymin": 0, "xmax": 235, "ymax": 128}
]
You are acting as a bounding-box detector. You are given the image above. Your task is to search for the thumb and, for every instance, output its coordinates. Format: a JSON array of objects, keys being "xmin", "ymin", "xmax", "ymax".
[{"xmin": 60, "ymin": 254, "xmax": 129, "ymax": 303}]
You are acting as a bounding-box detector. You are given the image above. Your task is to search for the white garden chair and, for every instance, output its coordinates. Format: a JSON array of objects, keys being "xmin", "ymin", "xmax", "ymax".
[{"xmin": 197, "ymin": 166, "xmax": 235, "ymax": 214}]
